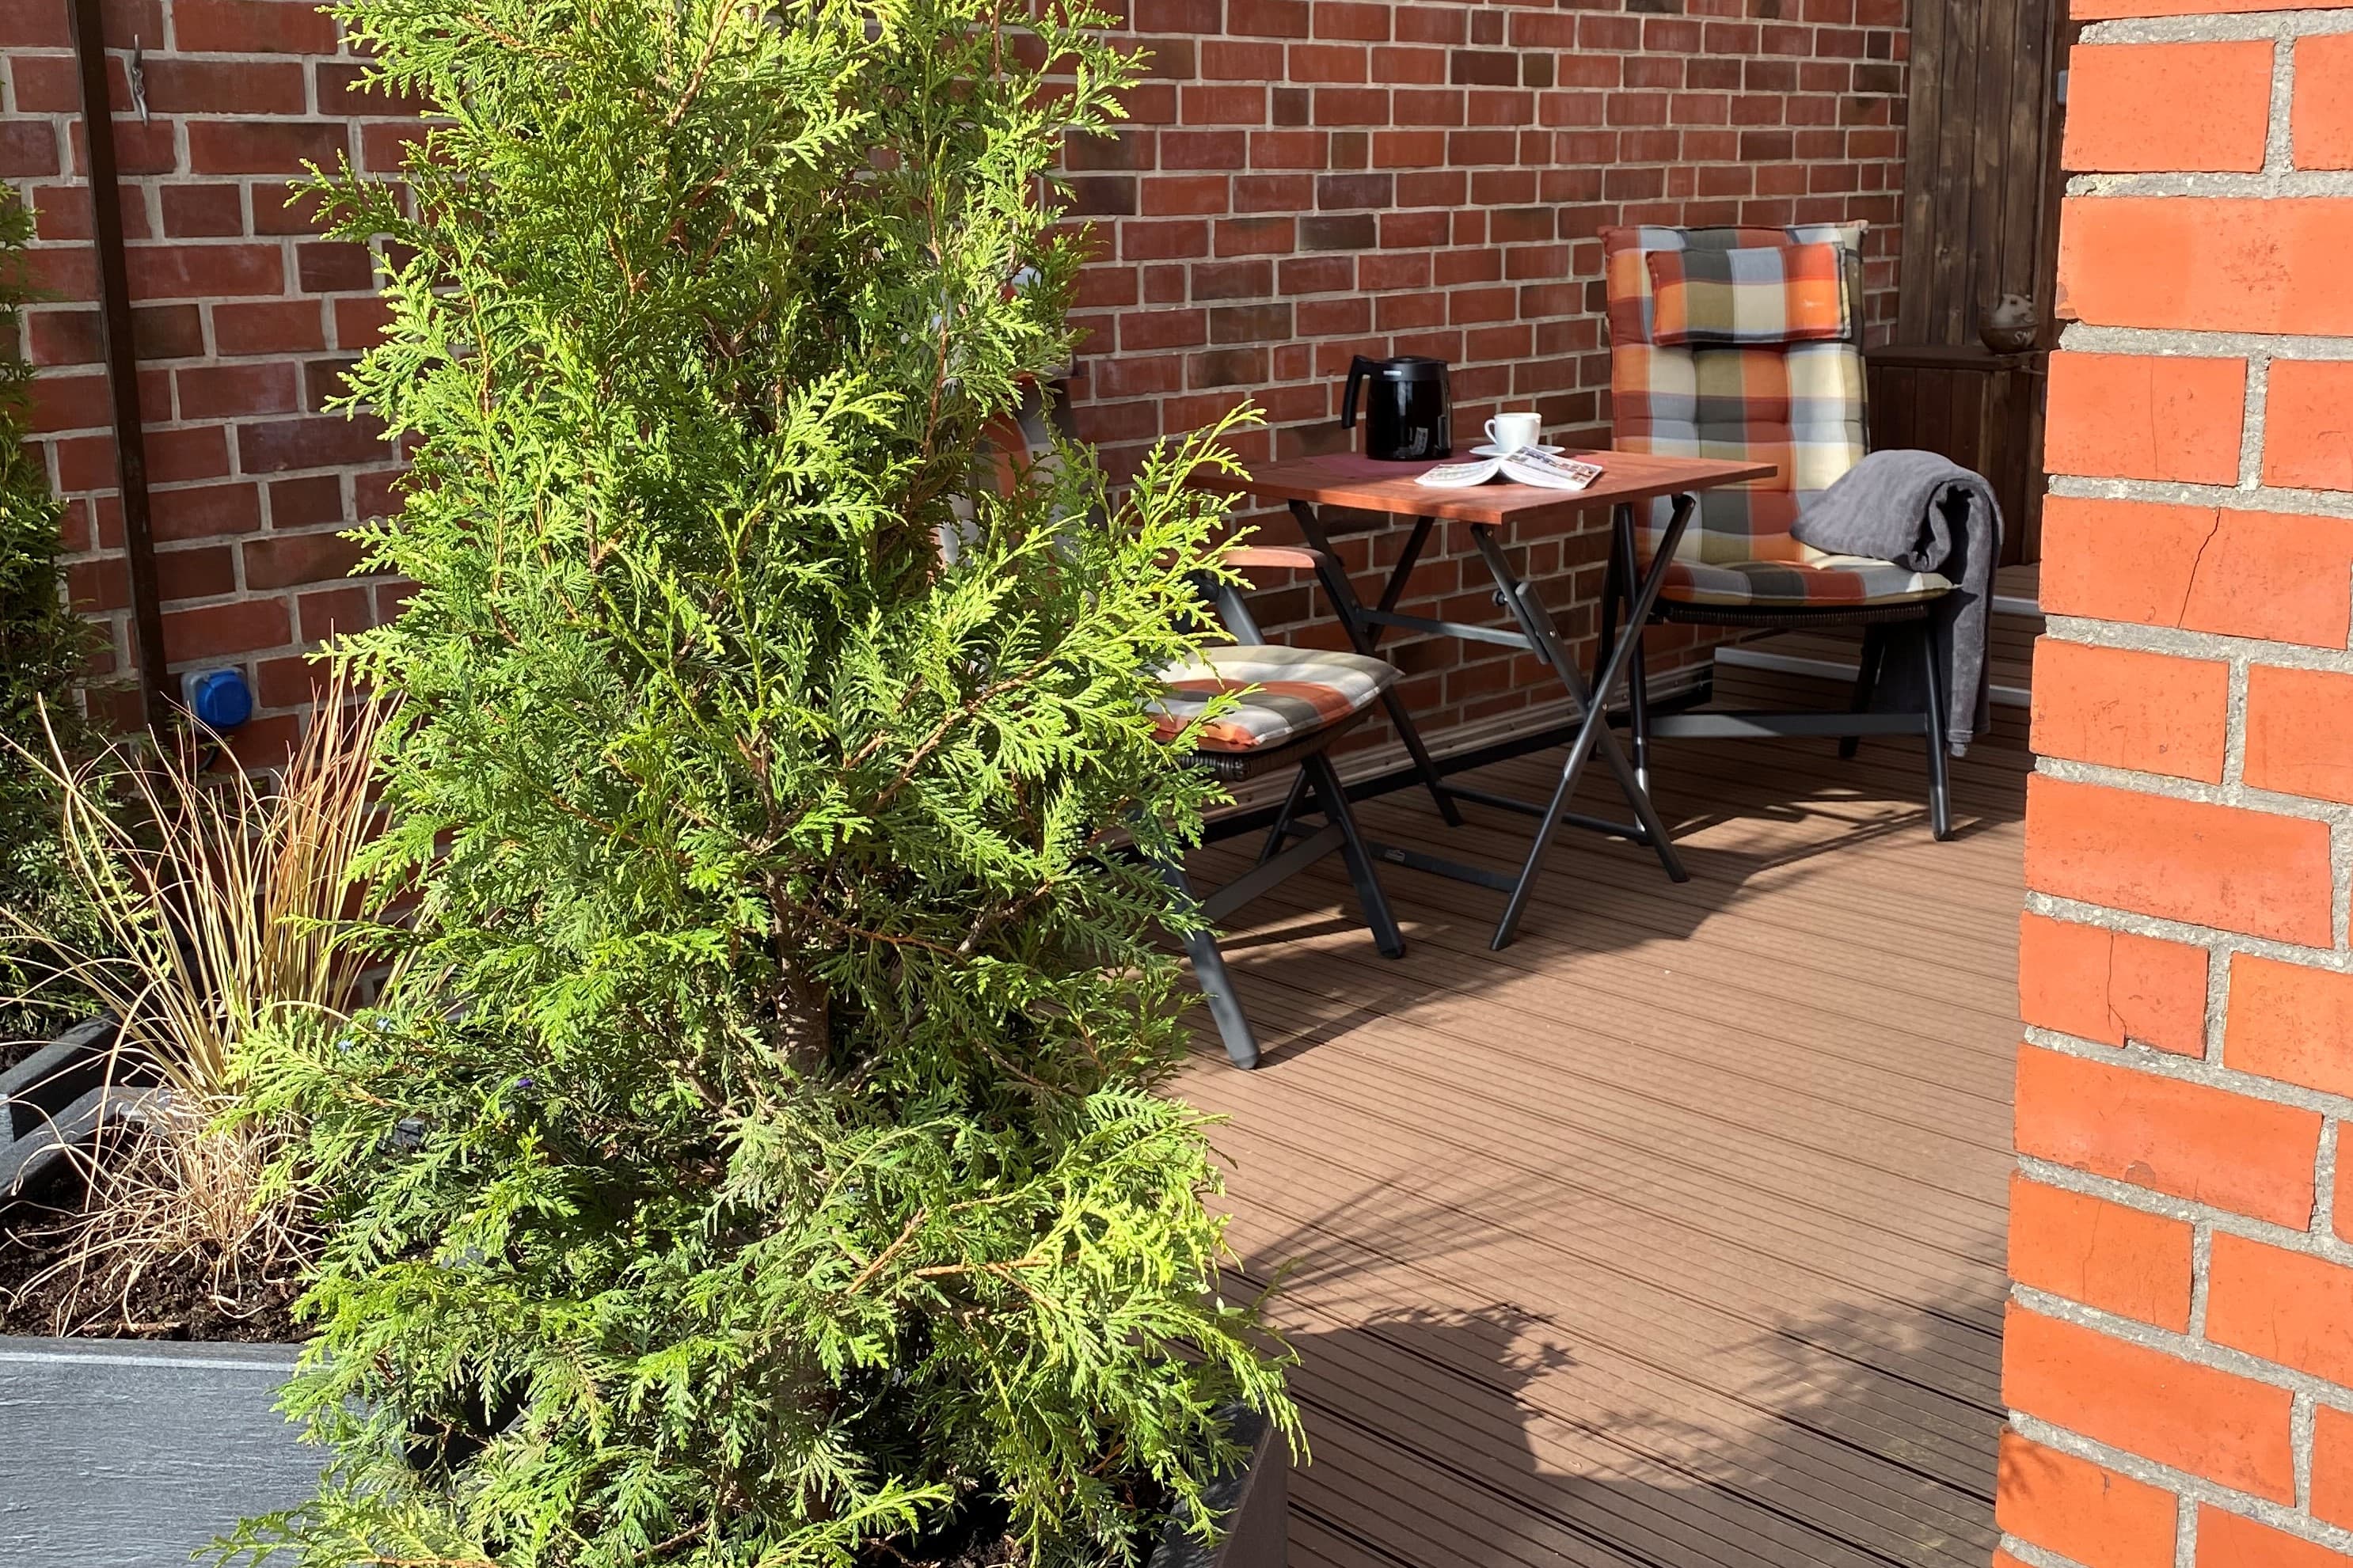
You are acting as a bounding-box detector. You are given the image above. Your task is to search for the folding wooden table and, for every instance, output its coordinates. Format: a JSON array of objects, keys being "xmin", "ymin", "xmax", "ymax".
[{"xmin": 1199, "ymin": 450, "xmax": 1777, "ymax": 949}]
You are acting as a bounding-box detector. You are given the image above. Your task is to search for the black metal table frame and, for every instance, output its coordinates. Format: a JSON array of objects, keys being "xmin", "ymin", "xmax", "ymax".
[{"xmin": 1260, "ymin": 491, "xmax": 1701, "ymax": 950}]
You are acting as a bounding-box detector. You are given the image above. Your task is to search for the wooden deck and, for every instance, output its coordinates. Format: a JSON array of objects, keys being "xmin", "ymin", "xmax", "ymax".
[{"xmin": 1177, "ymin": 727, "xmax": 2028, "ymax": 1568}]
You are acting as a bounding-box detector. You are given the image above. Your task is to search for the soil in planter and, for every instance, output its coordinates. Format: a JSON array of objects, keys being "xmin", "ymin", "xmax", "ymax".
[{"xmin": 0, "ymin": 1178, "xmax": 304, "ymax": 1343}]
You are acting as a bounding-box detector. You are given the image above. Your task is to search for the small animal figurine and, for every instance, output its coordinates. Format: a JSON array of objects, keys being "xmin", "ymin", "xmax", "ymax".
[{"xmin": 1981, "ymin": 294, "xmax": 2039, "ymax": 354}]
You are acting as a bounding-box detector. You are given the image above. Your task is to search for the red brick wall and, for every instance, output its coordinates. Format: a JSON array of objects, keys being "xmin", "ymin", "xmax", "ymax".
[
  {"xmin": 3, "ymin": 0, "xmax": 1910, "ymax": 761},
  {"xmin": 2, "ymin": 0, "xmax": 413, "ymax": 756},
  {"xmin": 1068, "ymin": 0, "xmax": 1909, "ymax": 749},
  {"xmin": 2007, "ymin": 6, "xmax": 2353, "ymax": 1564}
]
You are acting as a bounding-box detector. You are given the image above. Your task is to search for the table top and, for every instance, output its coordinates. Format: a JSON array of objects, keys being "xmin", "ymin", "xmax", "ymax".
[{"xmin": 1194, "ymin": 449, "xmax": 1779, "ymax": 528}]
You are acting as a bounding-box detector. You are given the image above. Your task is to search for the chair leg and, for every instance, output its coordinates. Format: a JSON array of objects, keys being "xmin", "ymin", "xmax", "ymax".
[
  {"xmin": 1594, "ymin": 545, "xmax": 1622, "ymax": 695},
  {"xmin": 1155, "ymin": 860, "xmax": 1260, "ymax": 1069},
  {"xmin": 1918, "ymin": 628, "xmax": 1953, "ymax": 842},
  {"xmin": 1839, "ymin": 624, "xmax": 1888, "ymax": 761},
  {"xmin": 1256, "ymin": 771, "xmax": 1308, "ymax": 868},
  {"xmin": 1625, "ymin": 625, "xmax": 1652, "ymax": 793},
  {"xmin": 1306, "ymin": 753, "xmax": 1405, "ymax": 959}
]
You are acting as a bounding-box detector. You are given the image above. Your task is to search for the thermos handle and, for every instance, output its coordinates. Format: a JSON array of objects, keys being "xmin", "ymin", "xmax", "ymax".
[{"xmin": 1342, "ymin": 355, "xmax": 1375, "ymax": 430}]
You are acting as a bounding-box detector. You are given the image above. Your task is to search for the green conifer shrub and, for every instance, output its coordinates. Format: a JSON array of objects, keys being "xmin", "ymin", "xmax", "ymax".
[
  {"xmin": 233, "ymin": 0, "xmax": 1294, "ymax": 1562},
  {"xmin": 0, "ymin": 188, "xmax": 105, "ymax": 1047}
]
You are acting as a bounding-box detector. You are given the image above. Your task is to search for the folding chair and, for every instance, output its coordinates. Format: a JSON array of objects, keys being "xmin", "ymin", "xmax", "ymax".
[
  {"xmin": 1598, "ymin": 222, "xmax": 1957, "ymax": 839},
  {"xmin": 979, "ymin": 389, "xmax": 1408, "ymax": 1071},
  {"xmin": 1150, "ymin": 546, "xmax": 1406, "ymax": 1069}
]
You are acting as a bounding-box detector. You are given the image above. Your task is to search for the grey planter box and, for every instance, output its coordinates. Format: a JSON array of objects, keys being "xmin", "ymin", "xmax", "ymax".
[
  {"xmin": 0, "ymin": 1336, "xmax": 1287, "ymax": 1568},
  {"xmin": 1150, "ymin": 1405, "xmax": 1288, "ymax": 1568},
  {"xmin": 0, "ymin": 1335, "xmax": 317, "ymax": 1566}
]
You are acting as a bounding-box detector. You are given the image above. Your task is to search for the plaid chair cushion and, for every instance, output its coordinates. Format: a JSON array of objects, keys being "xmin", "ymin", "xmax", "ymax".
[
  {"xmin": 1602, "ymin": 223, "xmax": 1891, "ymax": 607},
  {"xmin": 1661, "ymin": 555, "xmax": 1952, "ymax": 608},
  {"xmin": 1151, "ymin": 645, "xmax": 1398, "ymax": 754},
  {"xmin": 1645, "ymin": 243, "xmax": 1850, "ymax": 347}
]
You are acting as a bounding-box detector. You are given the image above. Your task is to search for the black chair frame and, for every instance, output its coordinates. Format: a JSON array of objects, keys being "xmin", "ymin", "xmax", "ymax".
[
  {"xmin": 1157, "ymin": 550, "xmax": 1405, "ymax": 1070},
  {"xmin": 1595, "ymin": 511, "xmax": 1956, "ymax": 842}
]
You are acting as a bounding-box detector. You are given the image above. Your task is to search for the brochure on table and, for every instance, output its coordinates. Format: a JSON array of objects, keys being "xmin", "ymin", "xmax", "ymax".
[{"xmin": 1416, "ymin": 448, "xmax": 1607, "ymax": 492}]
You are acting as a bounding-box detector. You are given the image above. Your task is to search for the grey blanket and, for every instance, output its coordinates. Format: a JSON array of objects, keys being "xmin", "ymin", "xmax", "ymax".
[{"xmin": 1789, "ymin": 450, "xmax": 2002, "ymax": 755}]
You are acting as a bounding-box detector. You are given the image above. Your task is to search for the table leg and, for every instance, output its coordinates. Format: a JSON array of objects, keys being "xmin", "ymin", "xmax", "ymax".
[
  {"xmin": 1477, "ymin": 497, "xmax": 1697, "ymax": 950},
  {"xmin": 1283, "ymin": 500, "xmax": 1462, "ymax": 828}
]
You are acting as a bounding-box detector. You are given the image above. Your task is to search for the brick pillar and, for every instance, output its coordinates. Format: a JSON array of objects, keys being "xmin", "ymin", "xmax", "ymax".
[{"xmin": 2004, "ymin": 5, "xmax": 2353, "ymax": 1566}]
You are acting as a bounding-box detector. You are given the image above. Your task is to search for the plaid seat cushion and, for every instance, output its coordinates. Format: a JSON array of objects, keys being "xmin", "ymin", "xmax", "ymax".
[
  {"xmin": 1151, "ymin": 645, "xmax": 1397, "ymax": 754},
  {"xmin": 1660, "ymin": 554, "xmax": 1952, "ymax": 609},
  {"xmin": 1645, "ymin": 243, "xmax": 1850, "ymax": 347}
]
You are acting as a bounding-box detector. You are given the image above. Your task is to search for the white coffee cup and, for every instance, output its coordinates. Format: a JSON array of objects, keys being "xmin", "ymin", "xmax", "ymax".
[{"xmin": 1484, "ymin": 411, "xmax": 1543, "ymax": 452}]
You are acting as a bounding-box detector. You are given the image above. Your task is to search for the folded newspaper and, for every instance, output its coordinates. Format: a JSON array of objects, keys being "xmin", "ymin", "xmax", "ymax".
[{"xmin": 1415, "ymin": 449, "xmax": 1606, "ymax": 491}]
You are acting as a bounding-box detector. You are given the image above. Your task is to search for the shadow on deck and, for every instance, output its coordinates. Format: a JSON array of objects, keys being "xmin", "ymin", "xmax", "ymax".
[{"xmin": 1178, "ymin": 728, "xmax": 2028, "ymax": 1568}]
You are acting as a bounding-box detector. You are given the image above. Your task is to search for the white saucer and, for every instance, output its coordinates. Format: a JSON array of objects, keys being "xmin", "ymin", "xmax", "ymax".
[{"xmin": 1469, "ymin": 443, "xmax": 1563, "ymax": 458}]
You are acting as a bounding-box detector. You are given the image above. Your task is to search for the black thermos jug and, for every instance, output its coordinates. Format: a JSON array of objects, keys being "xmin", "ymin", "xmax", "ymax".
[{"xmin": 1342, "ymin": 355, "xmax": 1453, "ymax": 461}]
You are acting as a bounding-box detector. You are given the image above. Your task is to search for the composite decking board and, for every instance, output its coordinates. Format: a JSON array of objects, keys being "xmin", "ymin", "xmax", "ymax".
[
  {"xmin": 1189, "ymin": 1030, "xmax": 2009, "ymax": 1322},
  {"xmin": 1201, "ymin": 919, "xmax": 2018, "ymax": 1178},
  {"xmin": 1179, "ymin": 733, "xmax": 2020, "ymax": 1566},
  {"xmin": 1184, "ymin": 969, "xmax": 2011, "ymax": 1261},
  {"xmin": 1206, "ymin": 1133, "xmax": 2005, "ymax": 1479},
  {"xmin": 1191, "ymin": 946, "xmax": 2016, "ymax": 1221},
  {"xmin": 1305, "ymin": 751, "xmax": 2030, "ymax": 981},
  {"xmin": 1260, "ymin": 1277, "xmax": 1997, "ymax": 1568}
]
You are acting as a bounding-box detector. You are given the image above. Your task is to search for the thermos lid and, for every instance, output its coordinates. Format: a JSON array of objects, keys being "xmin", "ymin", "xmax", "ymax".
[{"xmin": 1363, "ymin": 355, "xmax": 1449, "ymax": 382}]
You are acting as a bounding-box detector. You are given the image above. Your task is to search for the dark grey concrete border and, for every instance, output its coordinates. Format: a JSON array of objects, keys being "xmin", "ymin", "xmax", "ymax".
[
  {"xmin": 0, "ymin": 1335, "xmax": 317, "ymax": 1566},
  {"xmin": 1148, "ymin": 1406, "xmax": 1288, "ymax": 1568}
]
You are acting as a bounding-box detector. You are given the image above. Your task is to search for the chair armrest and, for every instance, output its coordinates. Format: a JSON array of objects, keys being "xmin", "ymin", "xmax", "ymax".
[{"xmin": 1225, "ymin": 545, "xmax": 1332, "ymax": 573}]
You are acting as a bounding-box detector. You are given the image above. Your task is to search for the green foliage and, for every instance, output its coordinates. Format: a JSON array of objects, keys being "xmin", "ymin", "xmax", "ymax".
[
  {"xmin": 0, "ymin": 188, "xmax": 104, "ymax": 1044},
  {"xmin": 229, "ymin": 2, "xmax": 1294, "ymax": 1564}
]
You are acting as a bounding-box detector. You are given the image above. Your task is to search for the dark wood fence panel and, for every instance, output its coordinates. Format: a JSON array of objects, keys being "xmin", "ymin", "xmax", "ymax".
[
  {"xmin": 1868, "ymin": 347, "xmax": 2043, "ymax": 566},
  {"xmin": 1899, "ymin": 0, "xmax": 2067, "ymax": 347}
]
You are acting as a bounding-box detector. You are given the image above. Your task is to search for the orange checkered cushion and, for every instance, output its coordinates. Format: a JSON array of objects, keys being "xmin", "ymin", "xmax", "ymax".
[
  {"xmin": 1151, "ymin": 646, "xmax": 1397, "ymax": 754},
  {"xmin": 1646, "ymin": 242, "xmax": 1850, "ymax": 347}
]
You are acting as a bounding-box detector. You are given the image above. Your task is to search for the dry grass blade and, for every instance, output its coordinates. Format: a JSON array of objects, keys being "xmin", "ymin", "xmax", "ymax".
[{"xmin": 0, "ymin": 667, "xmax": 386, "ymax": 1336}]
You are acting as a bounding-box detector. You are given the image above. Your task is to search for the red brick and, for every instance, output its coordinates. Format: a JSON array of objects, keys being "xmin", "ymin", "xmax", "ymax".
[
  {"xmin": 2029, "ymin": 640, "xmax": 2229, "ymax": 784},
  {"xmin": 2208, "ymin": 1233, "xmax": 2353, "ymax": 1386},
  {"xmin": 2240, "ymin": 663, "xmax": 2353, "ymax": 808},
  {"xmin": 1994, "ymin": 1428, "xmax": 2178, "ymax": 1568},
  {"xmin": 159, "ymin": 184, "xmax": 248, "ymax": 238},
  {"xmin": 2193, "ymin": 1506, "xmax": 2351, "ymax": 1568},
  {"xmin": 162, "ymin": 598, "xmax": 291, "ymax": 662},
  {"xmin": 125, "ymin": 244, "xmax": 283, "ymax": 299},
  {"xmin": 2313, "ymin": 1404, "xmax": 2353, "ymax": 1532},
  {"xmin": 138, "ymin": 56, "xmax": 306, "ymax": 115},
  {"xmin": 214, "ymin": 300, "xmax": 326, "ymax": 356},
  {"xmin": 2003, "ymin": 1304, "xmax": 2296, "ymax": 1502},
  {"xmin": 236, "ymin": 415, "xmax": 391, "ymax": 474},
  {"xmin": 186, "ymin": 120, "xmax": 348, "ymax": 176},
  {"xmin": 0, "ymin": 123, "xmax": 60, "ymax": 179},
  {"xmin": 2043, "ymin": 353, "xmax": 2246, "ymax": 484},
  {"xmin": 2225, "ymin": 956, "xmax": 2353, "ymax": 1099},
  {"xmin": 2013, "ymin": 1043, "xmax": 2322, "ymax": 1227},
  {"xmin": 2007, "ymin": 1175, "xmax": 2195, "ymax": 1332},
  {"xmin": 150, "ymin": 481, "xmax": 263, "ymax": 541},
  {"xmin": 2017, "ymin": 913, "xmax": 2208, "ymax": 1057},
  {"xmin": 2294, "ymin": 33, "xmax": 2353, "ymax": 171},
  {"xmin": 2063, "ymin": 42, "xmax": 2274, "ymax": 173},
  {"xmin": 2024, "ymin": 776, "xmax": 2335, "ymax": 947},
  {"xmin": 2060, "ymin": 199, "xmax": 2353, "ymax": 335},
  {"xmin": 2260, "ymin": 360, "xmax": 2353, "ymax": 491},
  {"xmin": 297, "ymin": 585, "xmax": 372, "ymax": 640},
  {"xmin": 175, "ymin": 362, "xmax": 300, "ymax": 420},
  {"xmin": 172, "ymin": 0, "xmax": 340, "ymax": 52},
  {"xmin": 2039, "ymin": 496, "xmax": 2353, "ymax": 650}
]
